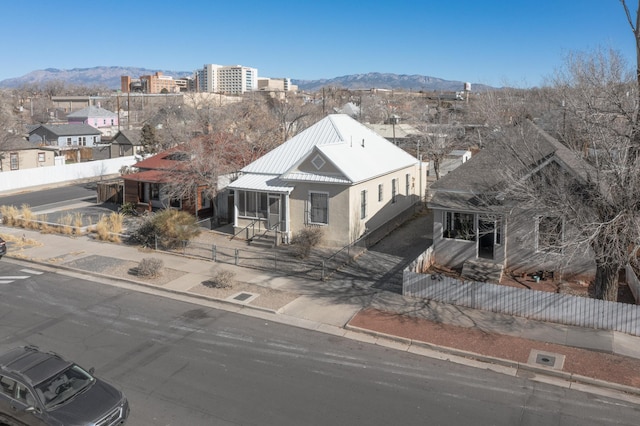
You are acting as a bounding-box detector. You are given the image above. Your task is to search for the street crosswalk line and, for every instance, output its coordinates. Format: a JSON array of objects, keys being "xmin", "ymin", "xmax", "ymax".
[{"xmin": 20, "ymin": 269, "xmax": 43, "ymax": 275}]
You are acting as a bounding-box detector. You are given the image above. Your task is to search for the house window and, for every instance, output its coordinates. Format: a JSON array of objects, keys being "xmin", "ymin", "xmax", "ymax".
[
  {"xmin": 309, "ymin": 192, "xmax": 328, "ymax": 224},
  {"xmin": 67, "ymin": 137, "xmax": 72, "ymax": 146},
  {"xmin": 10, "ymin": 153, "xmax": 18, "ymax": 170},
  {"xmin": 360, "ymin": 190, "xmax": 367, "ymax": 219},
  {"xmin": 38, "ymin": 152, "xmax": 45, "ymax": 162},
  {"xmin": 238, "ymin": 191, "xmax": 267, "ymax": 218},
  {"xmin": 537, "ymin": 216, "xmax": 563, "ymax": 253},
  {"xmin": 150, "ymin": 183, "xmax": 160, "ymax": 201},
  {"xmin": 378, "ymin": 184, "xmax": 383, "ymax": 202},
  {"xmin": 391, "ymin": 179, "xmax": 397, "ymax": 203},
  {"xmin": 406, "ymin": 174, "xmax": 410, "ymax": 195},
  {"xmin": 444, "ymin": 211, "xmax": 475, "ymax": 241}
]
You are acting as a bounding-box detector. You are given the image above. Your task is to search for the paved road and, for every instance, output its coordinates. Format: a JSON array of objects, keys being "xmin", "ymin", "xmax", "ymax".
[
  {"xmin": 1, "ymin": 261, "xmax": 638, "ymax": 426},
  {"xmin": 0, "ymin": 182, "xmax": 98, "ymax": 209}
]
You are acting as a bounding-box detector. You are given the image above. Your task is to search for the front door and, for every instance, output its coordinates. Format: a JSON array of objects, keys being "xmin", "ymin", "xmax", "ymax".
[
  {"xmin": 268, "ymin": 194, "xmax": 280, "ymax": 229},
  {"xmin": 478, "ymin": 217, "xmax": 495, "ymax": 260}
]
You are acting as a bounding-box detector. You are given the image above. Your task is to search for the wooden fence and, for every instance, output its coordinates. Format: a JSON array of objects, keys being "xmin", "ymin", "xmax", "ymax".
[{"xmin": 403, "ymin": 270, "xmax": 640, "ymax": 336}]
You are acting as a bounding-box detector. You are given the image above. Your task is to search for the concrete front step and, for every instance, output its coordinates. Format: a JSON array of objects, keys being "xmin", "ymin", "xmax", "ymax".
[{"xmin": 461, "ymin": 260, "xmax": 504, "ymax": 283}]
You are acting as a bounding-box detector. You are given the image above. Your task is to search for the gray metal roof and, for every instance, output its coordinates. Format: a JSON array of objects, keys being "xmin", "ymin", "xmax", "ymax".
[
  {"xmin": 228, "ymin": 173, "xmax": 294, "ymax": 193},
  {"xmin": 242, "ymin": 114, "xmax": 418, "ymax": 185},
  {"xmin": 67, "ymin": 105, "xmax": 117, "ymax": 119},
  {"xmin": 31, "ymin": 124, "xmax": 101, "ymax": 137},
  {"xmin": 429, "ymin": 120, "xmax": 588, "ymax": 210},
  {"xmin": 364, "ymin": 123, "xmax": 419, "ymax": 139}
]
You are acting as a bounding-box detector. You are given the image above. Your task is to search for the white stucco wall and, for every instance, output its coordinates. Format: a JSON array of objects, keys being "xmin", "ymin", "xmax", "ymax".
[{"xmin": 0, "ymin": 156, "xmax": 136, "ymax": 193}]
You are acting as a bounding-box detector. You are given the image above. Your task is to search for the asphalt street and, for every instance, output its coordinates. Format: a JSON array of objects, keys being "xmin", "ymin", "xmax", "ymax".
[{"xmin": 1, "ymin": 260, "xmax": 638, "ymax": 426}]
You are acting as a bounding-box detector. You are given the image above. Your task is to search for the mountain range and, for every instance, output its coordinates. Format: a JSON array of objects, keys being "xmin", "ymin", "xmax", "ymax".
[{"xmin": 0, "ymin": 66, "xmax": 494, "ymax": 92}]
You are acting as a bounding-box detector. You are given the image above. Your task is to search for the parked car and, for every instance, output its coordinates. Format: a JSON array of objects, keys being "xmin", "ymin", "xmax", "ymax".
[
  {"xmin": 0, "ymin": 346, "xmax": 129, "ymax": 426},
  {"xmin": 0, "ymin": 237, "xmax": 6, "ymax": 259}
]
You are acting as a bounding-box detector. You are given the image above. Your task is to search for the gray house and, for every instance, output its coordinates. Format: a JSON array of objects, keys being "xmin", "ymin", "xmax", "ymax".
[
  {"xmin": 110, "ymin": 129, "xmax": 144, "ymax": 158},
  {"xmin": 428, "ymin": 121, "xmax": 595, "ymax": 281},
  {"xmin": 28, "ymin": 124, "xmax": 101, "ymax": 149}
]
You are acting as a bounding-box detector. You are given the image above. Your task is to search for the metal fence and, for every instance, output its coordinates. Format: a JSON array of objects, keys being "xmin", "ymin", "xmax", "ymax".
[
  {"xmin": 403, "ymin": 270, "xmax": 640, "ymax": 336},
  {"xmin": 150, "ymin": 235, "xmax": 363, "ymax": 281}
]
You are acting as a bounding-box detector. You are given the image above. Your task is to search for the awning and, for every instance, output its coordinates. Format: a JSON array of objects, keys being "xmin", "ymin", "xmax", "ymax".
[{"xmin": 227, "ymin": 174, "xmax": 294, "ymax": 194}]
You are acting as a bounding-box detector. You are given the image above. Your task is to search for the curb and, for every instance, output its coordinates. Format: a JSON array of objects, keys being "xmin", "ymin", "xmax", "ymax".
[
  {"xmin": 4, "ymin": 255, "xmax": 281, "ymax": 316},
  {"xmin": 344, "ymin": 323, "xmax": 640, "ymax": 399},
  {"xmin": 6, "ymin": 254, "xmax": 640, "ymax": 403}
]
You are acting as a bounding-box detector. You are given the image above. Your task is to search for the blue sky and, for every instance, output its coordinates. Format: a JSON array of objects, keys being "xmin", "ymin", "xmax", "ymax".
[{"xmin": 0, "ymin": 0, "xmax": 636, "ymax": 88}]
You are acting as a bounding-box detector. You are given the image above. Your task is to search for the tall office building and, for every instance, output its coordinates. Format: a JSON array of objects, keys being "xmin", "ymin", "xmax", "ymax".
[{"xmin": 196, "ymin": 64, "xmax": 258, "ymax": 94}]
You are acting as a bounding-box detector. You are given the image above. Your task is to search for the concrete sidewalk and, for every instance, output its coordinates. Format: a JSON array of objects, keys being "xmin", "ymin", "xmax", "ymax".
[{"xmin": 1, "ymin": 223, "xmax": 640, "ymax": 402}]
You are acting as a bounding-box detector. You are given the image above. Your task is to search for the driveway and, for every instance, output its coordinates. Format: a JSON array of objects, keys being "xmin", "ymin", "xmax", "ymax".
[{"xmin": 329, "ymin": 208, "xmax": 433, "ymax": 293}]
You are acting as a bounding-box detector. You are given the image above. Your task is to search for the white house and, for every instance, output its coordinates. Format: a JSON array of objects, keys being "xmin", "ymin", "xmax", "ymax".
[{"xmin": 228, "ymin": 114, "xmax": 427, "ymax": 247}]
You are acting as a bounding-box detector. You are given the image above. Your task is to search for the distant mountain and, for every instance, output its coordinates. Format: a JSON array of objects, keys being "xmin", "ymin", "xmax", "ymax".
[
  {"xmin": 0, "ymin": 66, "xmax": 192, "ymax": 90},
  {"xmin": 0, "ymin": 66, "xmax": 494, "ymax": 92},
  {"xmin": 292, "ymin": 72, "xmax": 494, "ymax": 92}
]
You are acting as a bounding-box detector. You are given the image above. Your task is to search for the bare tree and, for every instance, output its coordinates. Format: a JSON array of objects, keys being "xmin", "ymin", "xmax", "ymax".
[
  {"xmin": 161, "ymin": 134, "xmax": 242, "ymax": 222},
  {"xmin": 487, "ymin": 42, "xmax": 640, "ymax": 301}
]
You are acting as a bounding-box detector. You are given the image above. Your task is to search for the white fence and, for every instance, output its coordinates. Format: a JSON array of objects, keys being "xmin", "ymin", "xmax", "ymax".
[
  {"xmin": 403, "ymin": 270, "xmax": 640, "ymax": 336},
  {"xmin": 0, "ymin": 157, "xmax": 136, "ymax": 193}
]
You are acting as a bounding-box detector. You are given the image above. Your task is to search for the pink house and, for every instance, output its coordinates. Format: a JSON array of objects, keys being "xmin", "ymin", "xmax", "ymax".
[{"xmin": 67, "ymin": 105, "xmax": 118, "ymax": 129}]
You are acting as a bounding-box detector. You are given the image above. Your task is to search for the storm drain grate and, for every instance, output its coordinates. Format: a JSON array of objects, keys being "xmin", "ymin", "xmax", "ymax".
[
  {"xmin": 528, "ymin": 349, "xmax": 565, "ymax": 370},
  {"xmin": 233, "ymin": 292, "xmax": 253, "ymax": 301},
  {"xmin": 227, "ymin": 292, "xmax": 259, "ymax": 304},
  {"xmin": 535, "ymin": 353, "xmax": 556, "ymax": 366}
]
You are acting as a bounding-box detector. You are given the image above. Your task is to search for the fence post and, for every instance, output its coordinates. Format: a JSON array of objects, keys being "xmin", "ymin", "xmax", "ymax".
[
  {"xmin": 154, "ymin": 234, "xmax": 158, "ymax": 251},
  {"xmin": 212, "ymin": 245, "xmax": 216, "ymax": 262},
  {"xmin": 235, "ymin": 248, "xmax": 239, "ymax": 265}
]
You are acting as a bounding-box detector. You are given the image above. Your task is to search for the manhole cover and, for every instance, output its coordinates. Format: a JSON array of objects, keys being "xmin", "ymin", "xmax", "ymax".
[
  {"xmin": 528, "ymin": 349, "xmax": 565, "ymax": 370},
  {"xmin": 233, "ymin": 292, "xmax": 253, "ymax": 301}
]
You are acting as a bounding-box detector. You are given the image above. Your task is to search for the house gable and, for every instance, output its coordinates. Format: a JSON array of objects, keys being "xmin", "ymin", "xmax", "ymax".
[{"xmin": 282, "ymin": 148, "xmax": 350, "ymax": 184}]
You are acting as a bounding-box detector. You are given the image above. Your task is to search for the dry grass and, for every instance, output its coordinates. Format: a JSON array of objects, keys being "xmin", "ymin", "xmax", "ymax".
[
  {"xmin": 0, "ymin": 205, "xmax": 20, "ymax": 227},
  {"xmin": 0, "ymin": 233, "xmax": 41, "ymax": 248},
  {"xmin": 94, "ymin": 212, "xmax": 124, "ymax": 243}
]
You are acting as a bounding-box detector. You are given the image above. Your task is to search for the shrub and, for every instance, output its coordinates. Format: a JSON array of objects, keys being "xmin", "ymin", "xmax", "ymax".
[
  {"xmin": 73, "ymin": 212, "xmax": 84, "ymax": 233},
  {"xmin": 135, "ymin": 258, "xmax": 164, "ymax": 278},
  {"xmin": 119, "ymin": 202, "xmax": 138, "ymax": 216},
  {"xmin": 20, "ymin": 205, "xmax": 36, "ymax": 229},
  {"xmin": 0, "ymin": 205, "xmax": 19, "ymax": 226},
  {"xmin": 203, "ymin": 270, "xmax": 236, "ymax": 289},
  {"xmin": 94, "ymin": 212, "xmax": 124, "ymax": 243},
  {"xmin": 129, "ymin": 209, "xmax": 201, "ymax": 249},
  {"xmin": 291, "ymin": 227, "xmax": 324, "ymax": 258},
  {"xmin": 58, "ymin": 214, "xmax": 74, "ymax": 235}
]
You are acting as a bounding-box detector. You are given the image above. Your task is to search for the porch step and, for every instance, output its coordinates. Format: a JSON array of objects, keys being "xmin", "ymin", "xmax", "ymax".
[
  {"xmin": 248, "ymin": 233, "xmax": 276, "ymax": 249},
  {"xmin": 461, "ymin": 260, "xmax": 504, "ymax": 283}
]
